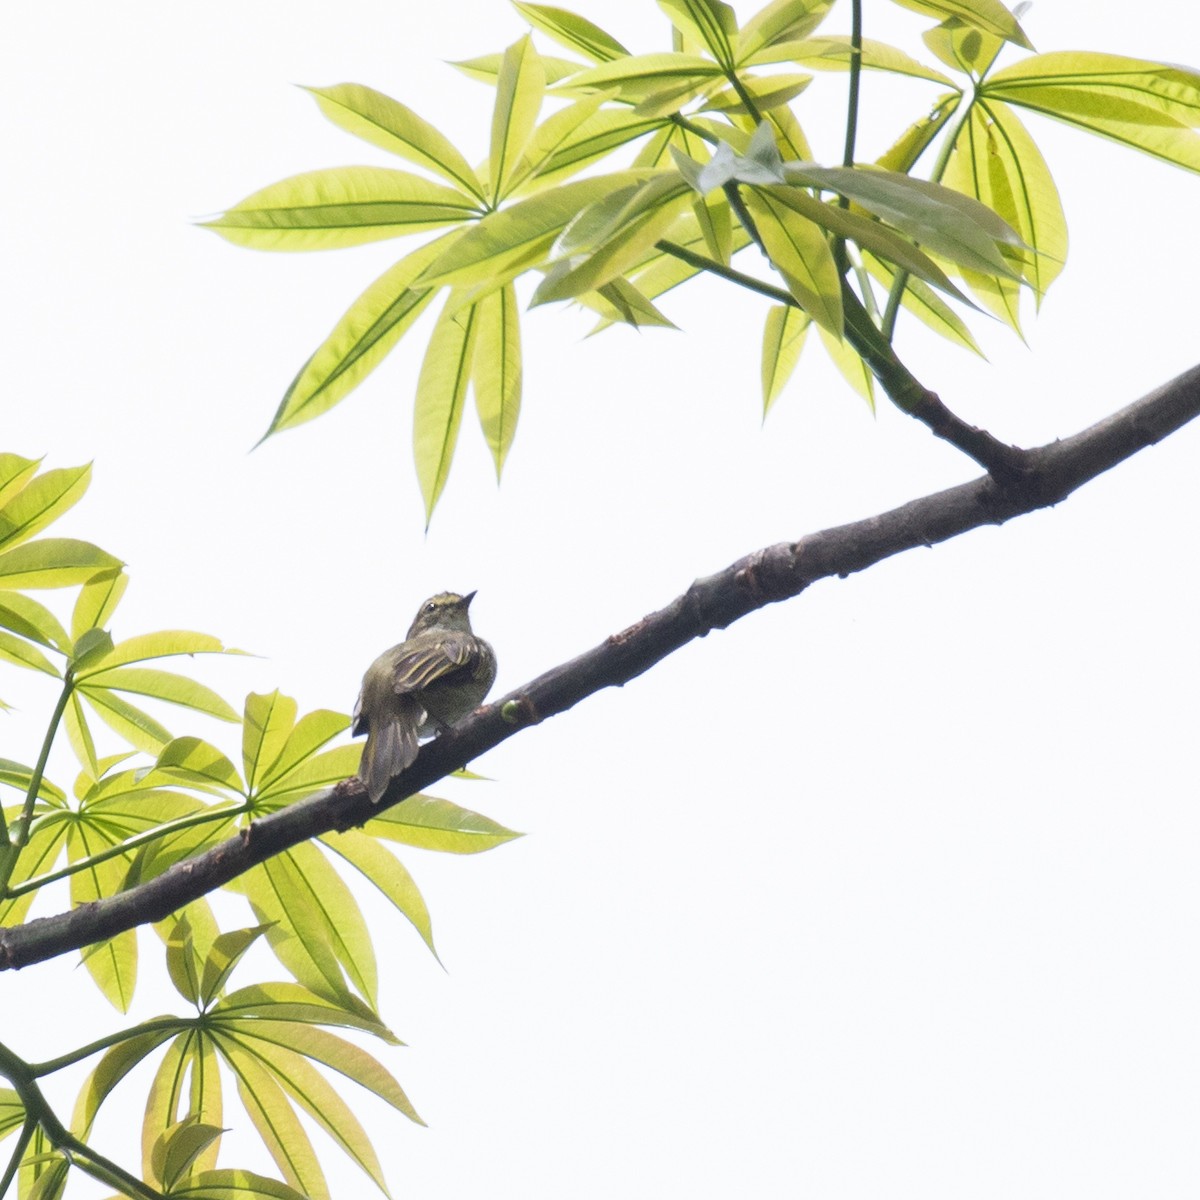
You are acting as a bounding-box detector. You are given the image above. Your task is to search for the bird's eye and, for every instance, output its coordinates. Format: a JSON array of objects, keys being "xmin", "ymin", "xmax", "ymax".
[{"xmin": 424, "ymin": 601, "xmax": 437, "ymax": 614}]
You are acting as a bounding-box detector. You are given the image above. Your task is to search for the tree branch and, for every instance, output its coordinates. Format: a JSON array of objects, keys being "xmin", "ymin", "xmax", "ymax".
[{"xmin": 3, "ymin": 362, "xmax": 1199, "ymax": 972}]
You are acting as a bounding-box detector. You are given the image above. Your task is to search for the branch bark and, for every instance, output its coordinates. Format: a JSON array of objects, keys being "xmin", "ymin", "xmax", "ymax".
[{"xmin": 3, "ymin": 361, "xmax": 1199, "ymax": 972}]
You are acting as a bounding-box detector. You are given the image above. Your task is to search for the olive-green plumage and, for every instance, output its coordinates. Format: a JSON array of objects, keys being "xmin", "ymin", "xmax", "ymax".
[{"xmin": 353, "ymin": 591, "xmax": 497, "ymax": 804}]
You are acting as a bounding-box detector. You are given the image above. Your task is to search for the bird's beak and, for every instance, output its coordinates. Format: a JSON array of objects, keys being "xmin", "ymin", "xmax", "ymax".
[{"xmin": 463, "ymin": 590, "xmax": 477, "ymax": 607}]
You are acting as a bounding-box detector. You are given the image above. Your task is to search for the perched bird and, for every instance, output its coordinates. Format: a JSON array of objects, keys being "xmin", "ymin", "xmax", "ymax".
[{"xmin": 353, "ymin": 591, "xmax": 497, "ymax": 803}]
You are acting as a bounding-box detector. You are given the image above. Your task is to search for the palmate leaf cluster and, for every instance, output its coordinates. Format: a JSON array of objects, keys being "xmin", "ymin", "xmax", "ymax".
[
  {"xmin": 205, "ymin": 0, "xmax": 1200, "ymax": 518},
  {"xmin": 0, "ymin": 459, "xmax": 518, "ymax": 1200}
]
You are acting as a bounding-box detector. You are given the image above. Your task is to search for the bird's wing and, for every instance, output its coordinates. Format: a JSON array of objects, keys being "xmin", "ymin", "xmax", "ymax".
[
  {"xmin": 351, "ymin": 686, "xmax": 367, "ymax": 735},
  {"xmin": 390, "ymin": 635, "xmax": 476, "ymax": 695}
]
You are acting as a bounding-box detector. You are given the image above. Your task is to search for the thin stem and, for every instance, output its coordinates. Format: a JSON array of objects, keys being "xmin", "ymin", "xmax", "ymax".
[
  {"xmin": 0, "ymin": 672, "xmax": 74, "ymax": 895},
  {"xmin": 842, "ymin": 0, "xmax": 863, "ymax": 170},
  {"xmin": 725, "ymin": 70, "xmax": 764, "ymax": 125},
  {"xmin": 5, "ymin": 802, "xmax": 249, "ymax": 901},
  {"xmin": 31, "ymin": 1016, "xmax": 193, "ymax": 1078},
  {"xmin": 657, "ymin": 239, "xmax": 791, "ymax": 305},
  {"xmin": 0, "ymin": 1118, "xmax": 35, "ymax": 1200}
]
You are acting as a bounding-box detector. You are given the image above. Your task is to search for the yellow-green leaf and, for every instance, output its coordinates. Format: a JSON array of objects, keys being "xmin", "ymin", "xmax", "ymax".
[
  {"xmin": 766, "ymin": 34, "xmax": 954, "ymax": 83},
  {"xmin": 69, "ymin": 827, "xmax": 138, "ymax": 1010},
  {"xmin": 491, "ymin": 36, "xmax": 546, "ymax": 200},
  {"xmin": 761, "ymin": 303, "xmax": 811, "ymax": 413},
  {"xmin": 367, "ymin": 793, "xmax": 522, "ymax": 853},
  {"xmin": 890, "ymin": 0, "xmax": 1031, "ymax": 49},
  {"xmin": 744, "ymin": 189, "xmax": 842, "ymax": 334},
  {"xmin": 0, "ymin": 465, "xmax": 91, "ymax": 555},
  {"xmin": 304, "ymin": 83, "xmax": 484, "ymax": 201},
  {"xmin": 258, "ymin": 710, "xmax": 351, "ymax": 792},
  {"xmin": 818, "ymin": 322, "xmax": 875, "ymax": 408},
  {"xmin": 154, "ymin": 737, "xmax": 245, "ymax": 794},
  {"xmin": 862, "ymin": 251, "xmax": 983, "ymax": 354},
  {"xmin": 0, "ymin": 593, "xmax": 69, "ymax": 653},
  {"xmin": 0, "ymin": 631, "xmax": 57, "ymax": 676},
  {"xmin": 0, "ymin": 454, "xmax": 40, "ymax": 509},
  {"xmin": 152, "ymin": 1118, "xmax": 225, "ymax": 1193},
  {"xmin": 166, "ymin": 915, "xmax": 203, "ymax": 1005},
  {"xmin": 72, "ymin": 1027, "xmax": 181, "ymax": 1139},
  {"xmin": 203, "ymin": 167, "xmax": 479, "ymax": 251},
  {"xmin": 200, "ymin": 925, "xmax": 272, "ymax": 1006},
  {"xmin": 0, "ymin": 538, "xmax": 121, "ymax": 591},
  {"xmin": 472, "ymin": 283, "xmax": 522, "ymax": 478},
  {"xmin": 70, "ymin": 567, "xmax": 128, "ymax": 640},
  {"xmin": 737, "ymin": 0, "xmax": 835, "ymax": 64},
  {"xmin": 659, "ymin": 0, "xmax": 738, "ymax": 68},
  {"xmin": 877, "ymin": 92, "xmax": 961, "ymax": 172},
  {"xmin": 414, "ymin": 294, "xmax": 480, "ymax": 523},
  {"xmin": 216, "ymin": 982, "xmax": 395, "ymax": 1042},
  {"xmin": 77, "ymin": 667, "xmax": 238, "ymax": 722},
  {"xmin": 78, "ymin": 686, "xmax": 173, "ymax": 753},
  {"xmin": 170, "ymin": 1168, "xmax": 311, "ymax": 1200},
  {"xmin": 64, "ymin": 692, "xmax": 99, "ymax": 776},
  {"xmin": 243, "ymin": 692, "xmax": 298, "ymax": 792},
  {"xmin": 987, "ymin": 52, "xmax": 1200, "ymax": 173},
  {"xmin": 557, "ymin": 52, "xmax": 723, "ymax": 105},
  {"xmin": 515, "ymin": 3, "xmax": 630, "ymax": 62}
]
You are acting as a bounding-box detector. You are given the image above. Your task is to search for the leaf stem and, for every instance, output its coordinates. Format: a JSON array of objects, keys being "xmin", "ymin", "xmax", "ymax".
[{"xmin": 31, "ymin": 1016, "xmax": 192, "ymax": 1077}]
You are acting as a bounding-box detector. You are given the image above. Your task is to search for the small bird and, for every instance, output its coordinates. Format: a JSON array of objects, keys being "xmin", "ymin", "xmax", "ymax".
[{"xmin": 353, "ymin": 591, "xmax": 497, "ymax": 803}]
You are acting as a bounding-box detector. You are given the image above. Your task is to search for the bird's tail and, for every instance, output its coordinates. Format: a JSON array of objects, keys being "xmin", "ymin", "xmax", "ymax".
[{"xmin": 360, "ymin": 699, "xmax": 422, "ymax": 803}]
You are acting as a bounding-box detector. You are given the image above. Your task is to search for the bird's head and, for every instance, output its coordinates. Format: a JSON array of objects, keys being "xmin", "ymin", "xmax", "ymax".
[{"xmin": 406, "ymin": 590, "xmax": 477, "ymax": 637}]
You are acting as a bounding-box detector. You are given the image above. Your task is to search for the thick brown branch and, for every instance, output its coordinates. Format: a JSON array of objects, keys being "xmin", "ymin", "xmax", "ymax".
[{"xmin": 3, "ymin": 362, "xmax": 1199, "ymax": 972}]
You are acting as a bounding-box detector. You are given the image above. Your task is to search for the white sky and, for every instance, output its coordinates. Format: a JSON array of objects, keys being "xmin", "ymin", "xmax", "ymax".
[{"xmin": 3, "ymin": 2, "xmax": 1200, "ymax": 1197}]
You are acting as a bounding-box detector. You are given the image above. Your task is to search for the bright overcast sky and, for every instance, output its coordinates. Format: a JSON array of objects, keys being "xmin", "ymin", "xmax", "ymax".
[{"xmin": 3, "ymin": 2, "xmax": 1200, "ymax": 1197}]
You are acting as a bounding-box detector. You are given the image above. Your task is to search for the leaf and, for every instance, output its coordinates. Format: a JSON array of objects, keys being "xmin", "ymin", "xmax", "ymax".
[
  {"xmin": 0, "ymin": 465, "xmax": 90, "ymax": 554},
  {"xmin": 472, "ymin": 283, "xmax": 523, "ymax": 479},
  {"xmin": 0, "ymin": 454, "xmax": 40, "ymax": 508},
  {"xmin": 72, "ymin": 1029, "xmax": 182, "ymax": 1138},
  {"xmin": 64, "ymin": 692, "xmax": 99, "ymax": 776},
  {"xmin": 986, "ymin": 52, "xmax": 1200, "ymax": 173},
  {"xmin": 155, "ymin": 737, "xmax": 245, "ymax": 794},
  {"xmin": 414, "ymin": 294, "xmax": 480, "ymax": 523},
  {"xmin": 78, "ymin": 685, "xmax": 173, "ymax": 753},
  {"xmin": 69, "ymin": 823, "xmax": 139, "ymax": 1010},
  {"xmin": 658, "ymin": 0, "xmax": 738, "ymax": 68},
  {"xmin": 453, "ymin": 51, "xmax": 584, "ymax": 87},
  {"xmin": 80, "ymin": 630, "xmax": 233, "ymax": 672},
  {"xmin": 514, "ymin": 3, "xmax": 630, "ymax": 62},
  {"xmin": 170, "ymin": 1168, "xmax": 312, "ymax": 1200},
  {"xmin": 877, "ymin": 92, "xmax": 961, "ymax": 172},
  {"xmin": 889, "ymin": 0, "xmax": 1032, "ymax": 49},
  {"xmin": 0, "ymin": 812, "xmax": 68, "ymax": 927},
  {"xmin": 254, "ymin": 745, "xmax": 362, "ymax": 807},
  {"xmin": 766, "ymin": 34, "xmax": 954, "ymax": 83},
  {"xmin": 0, "ymin": 538, "xmax": 121, "ymax": 590},
  {"xmin": 0, "ymin": 1089, "xmax": 24, "ymax": 1139},
  {"xmin": 417, "ymin": 171, "xmax": 642, "ymax": 287},
  {"xmin": 200, "ymin": 925, "xmax": 273, "ymax": 1007},
  {"xmin": 557, "ymin": 53, "xmax": 724, "ymax": 106},
  {"xmin": 257, "ymin": 710, "xmax": 351, "ymax": 792},
  {"xmin": 68, "ymin": 568, "xmax": 127, "ymax": 642},
  {"xmin": 203, "ymin": 168, "xmax": 480, "ymax": 251},
  {"xmin": 152, "ymin": 1119, "xmax": 226, "ymax": 1193},
  {"xmin": 703, "ymin": 72, "xmax": 813, "ymax": 115},
  {"xmin": 737, "ymin": 0, "xmax": 836, "ymax": 64},
  {"xmin": 303, "ymin": 84, "xmax": 484, "ymax": 201},
  {"xmin": 783, "ymin": 163, "xmax": 1024, "ymax": 277},
  {"xmin": 0, "ymin": 630, "xmax": 57, "ymax": 676},
  {"xmin": 77, "ymin": 667, "xmax": 238, "ymax": 722},
  {"xmin": 321, "ymin": 829, "xmax": 437, "ymax": 958},
  {"xmin": 367, "ymin": 793, "xmax": 522, "ymax": 853},
  {"xmin": 221, "ymin": 1043, "xmax": 329, "ymax": 1200},
  {"xmin": 490, "ymin": 36, "xmax": 546, "ymax": 200},
  {"xmin": 818, "ymin": 322, "xmax": 874, "ymax": 408},
  {"xmin": 216, "ymin": 982, "xmax": 397, "ymax": 1043},
  {"xmin": 761, "ymin": 303, "xmax": 811, "ymax": 413},
  {"xmin": 516, "ymin": 109, "xmax": 669, "ymax": 195},
  {"xmin": 923, "ymin": 15, "xmax": 1005, "ymax": 77},
  {"xmin": 587, "ymin": 277, "xmax": 678, "ymax": 329},
  {"xmin": 0, "ymin": 592, "xmax": 70, "ymax": 652},
  {"xmin": 166, "ymin": 914, "xmax": 203, "ymax": 1005},
  {"xmin": 947, "ymin": 99, "xmax": 1067, "ymax": 300},
  {"xmin": 243, "ymin": 692, "xmax": 298, "ymax": 792},
  {"xmin": 743, "ymin": 189, "xmax": 842, "ymax": 334}
]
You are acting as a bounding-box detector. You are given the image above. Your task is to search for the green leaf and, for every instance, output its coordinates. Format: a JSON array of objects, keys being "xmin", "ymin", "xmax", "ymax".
[
  {"xmin": 78, "ymin": 685, "xmax": 173, "ymax": 752},
  {"xmin": 64, "ymin": 692, "xmax": 99, "ymax": 776},
  {"xmin": 889, "ymin": 0, "xmax": 1032, "ymax": 50},
  {"xmin": 414, "ymin": 294, "xmax": 480, "ymax": 523},
  {"xmin": 923, "ymin": 15, "xmax": 1005, "ymax": 77},
  {"xmin": 152, "ymin": 1118, "xmax": 226, "ymax": 1193},
  {"xmin": 947, "ymin": 99, "xmax": 1067, "ymax": 300},
  {"xmin": 216, "ymin": 982, "xmax": 397, "ymax": 1042},
  {"xmin": 557, "ymin": 52, "xmax": 724, "ymax": 106},
  {"xmin": 0, "ymin": 1089, "xmax": 24, "ymax": 1139},
  {"xmin": 154, "ymin": 737, "xmax": 245, "ymax": 794},
  {"xmin": 67, "ymin": 1025, "xmax": 183, "ymax": 1137},
  {"xmin": 703, "ymin": 72, "xmax": 812, "ymax": 115},
  {"xmin": 367, "ymin": 793, "xmax": 522, "ymax": 853},
  {"xmin": 504, "ymin": 93, "xmax": 608, "ymax": 194},
  {"xmin": 490, "ymin": 36, "xmax": 546, "ymax": 200},
  {"xmin": 586, "ymin": 277, "xmax": 679, "ymax": 329},
  {"xmin": 783, "ymin": 163, "xmax": 1024, "ymax": 277},
  {"xmin": 818, "ymin": 322, "xmax": 874, "ymax": 408},
  {"xmin": 221, "ymin": 1043, "xmax": 329, "ymax": 1200},
  {"xmin": 514, "ymin": 3, "xmax": 630, "ymax": 62},
  {"xmin": 267, "ymin": 235, "xmax": 457, "ymax": 438},
  {"xmin": 243, "ymin": 692, "xmax": 298, "ymax": 792},
  {"xmin": 166, "ymin": 914, "xmax": 203, "ymax": 1005},
  {"xmin": 0, "ymin": 593, "xmax": 70, "ymax": 653},
  {"xmin": 877, "ymin": 92, "xmax": 961, "ymax": 172},
  {"xmin": 743, "ymin": 189, "xmax": 842, "ymax": 334},
  {"xmin": 0, "ymin": 811, "xmax": 69, "ymax": 927},
  {"xmin": 0, "ymin": 454, "xmax": 40, "ymax": 508},
  {"xmin": 417, "ymin": 171, "xmax": 642, "ymax": 288},
  {"xmin": 71, "ymin": 567, "xmax": 128, "ymax": 640},
  {"xmin": 987, "ymin": 52, "xmax": 1200, "ymax": 173},
  {"xmin": 69, "ymin": 828, "xmax": 138, "ymax": 1010},
  {"xmin": 79, "ymin": 629, "xmax": 233, "ymax": 672},
  {"xmin": 203, "ymin": 168, "xmax": 479, "ymax": 251},
  {"xmin": 765, "ymin": 34, "xmax": 954, "ymax": 83},
  {"xmin": 321, "ymin": 829, "xmax": 438, "ymax": 958},
  {"xmin": 515, "ymin": 109, "xmax": 669, "ymax": 195},
  {"xmin": 453, "ymin": 51, "xmax": 584, "ymax": 87},
  {"xmin": 201, "ymin": 925, "xmax": 273, "ymax": 1006},
  {"xmin": 737, "ymin": 0, "xmax": 835, "ymax": 64},
  {"xmin": 0, "ymin": 465, "xmax": 90, "ymax": 554},
  {"xmin": 77, "ymin": 667, "xmax": 238, "ymax": 722},
  {"xmin": 472, "ymin": 283, "xmax": 522, "ymax": 479},
  {"xmin": 761, "ymin": 303, "xmax": 811, "ymax": 413},
  {"xmin": 257, "ymin": 710, "xmax": 351, "ymax": 792},
  {"xmin": 303, "ymin": 83, "xmax": 484, "ymax": 201},
  {"xmin": 659, "ymin": 0, "xmax": 738, "ymax": 68},
  {"xmin": 70, "ymin": 627, "xmax": 114, "ymax": 673},
  {"xmin": 0, "ymin": 630, "xmax": 57, "ymax": 676},
  {"xmin": 0, "ymin": 538, "xmax": 121, "ymax": 590},
  {"xmin": 170, "ymin": 1168, "xmax": 312, "ymax": 1200},
  {"xmin": 254, "ymin": 745, "xmax": 362, "ymax": 807}
]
